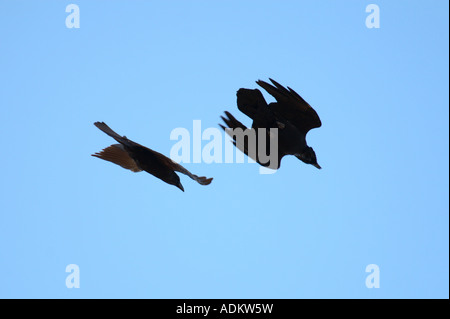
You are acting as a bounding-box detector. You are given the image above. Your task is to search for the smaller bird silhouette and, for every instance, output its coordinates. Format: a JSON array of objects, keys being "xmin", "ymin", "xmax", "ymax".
[
  {"xmin": 92, "ymin": 122, "xmax": 213, "ymax": 191},
  {"xmin": 221, "ymin": 78, "xmax": 322, "ymax": 170}
]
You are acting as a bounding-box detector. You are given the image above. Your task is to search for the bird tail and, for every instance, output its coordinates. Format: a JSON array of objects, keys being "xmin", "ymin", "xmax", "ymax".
[
  {"xmin": 220, "ymin": 111, "xmax": 256, "ymax": 161},
  {"xmin": 219, "ymin": 111, "xmax": 248, "ymax": 132},
  {"xmin": 220, "ymin": 111, "xmax": 278, "ymax": 168}
]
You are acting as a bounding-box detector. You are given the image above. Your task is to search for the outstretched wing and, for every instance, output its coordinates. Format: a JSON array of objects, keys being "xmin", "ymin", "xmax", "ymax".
[
  {"xmin": 149, "ymin": 150, "xmax": 213, "ymax": 186},
  {"xmin": 93, "ymin": 122, "xmax": 142, "ymax": 149},
  {"xmin": 236, "ymin": 88, "xmax": 268, "ymax": 120},
  {"xmin": 92, "ymin": 144, "xmax": 142, "ymax": 172},
  {"xmin": 256, "ymin": 78, "xmax": 321, "ymax": 134}
]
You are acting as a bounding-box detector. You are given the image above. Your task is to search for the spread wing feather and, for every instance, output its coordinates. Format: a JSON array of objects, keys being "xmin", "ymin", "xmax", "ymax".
[
  {"xmin": 92, "ymin": 144, "xmax": 142, "ymax": 172},
  {"xmin": 256, "ymin": 78, "xmax": 321, "ymax": 134}
]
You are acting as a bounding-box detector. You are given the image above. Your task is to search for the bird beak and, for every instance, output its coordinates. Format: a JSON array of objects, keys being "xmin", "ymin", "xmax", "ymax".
[
  {"xmin": 177, "ymin": 182, "xmax": 185, "ymax": 192},
  {"xmin": 312, "ymin": 163, "xmax": 322, "ymax": 169}
]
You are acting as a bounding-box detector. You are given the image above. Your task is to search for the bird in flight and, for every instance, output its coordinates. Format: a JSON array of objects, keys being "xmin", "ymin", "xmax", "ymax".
[
  {"xmin": 92, "ymin": 122, "xmax": 213, "ymax": 191},
  {"xmin": 220, "ymin": 78, "xmax": 322, "ymax": 169}
]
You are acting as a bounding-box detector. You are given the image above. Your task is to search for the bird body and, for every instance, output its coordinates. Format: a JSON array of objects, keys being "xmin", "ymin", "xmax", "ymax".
[{"xmin": 92, "ymin": 122, "xmax": 213, "ymax": 191}]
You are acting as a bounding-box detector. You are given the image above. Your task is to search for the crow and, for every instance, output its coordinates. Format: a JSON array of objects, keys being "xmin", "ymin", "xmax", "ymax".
[
  {"xmin": 220, "ymin": 78, "xmax": 322, "ymax": 170},
  {"xmin": 92, "ymin": 122, "xmax": 213, "ymax": 191}
]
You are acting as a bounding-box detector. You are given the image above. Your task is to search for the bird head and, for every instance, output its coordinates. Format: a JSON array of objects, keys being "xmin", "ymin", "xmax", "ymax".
[
  {"xmin": 296, "ymin": 146, "xmax": 321, "ymax": 169},
  {"xmin": 176, "ymin": 181, "xmax": 184, "ymax": 192},
  {"xmin": 168, "ymin": 173, "xmax": 184, "ymax": 192}
]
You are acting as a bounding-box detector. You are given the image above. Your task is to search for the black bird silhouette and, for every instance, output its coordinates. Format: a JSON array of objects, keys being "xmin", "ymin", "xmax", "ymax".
[
  {"xmin": 92, "ymin": 122, "xmax": 213, "ymax": 191},
  {"xmin": 220, "ymin": 78, "xmax": 322, "ymax": 169}
]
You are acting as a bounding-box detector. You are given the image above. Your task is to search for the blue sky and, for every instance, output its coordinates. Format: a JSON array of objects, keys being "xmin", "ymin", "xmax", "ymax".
[{"xmin": 0, "ymin": 1, "xmax": 448, "ymax": 298}]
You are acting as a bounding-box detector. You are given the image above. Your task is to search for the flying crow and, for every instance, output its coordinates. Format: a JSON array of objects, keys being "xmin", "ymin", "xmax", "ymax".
[
  {"xmin": 220, "ymin": 78, "xmax": 322, "ymax": 169},
  {"xmin": 92, "ymin": 122, "xmax": 213, "ymax": 191}
]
